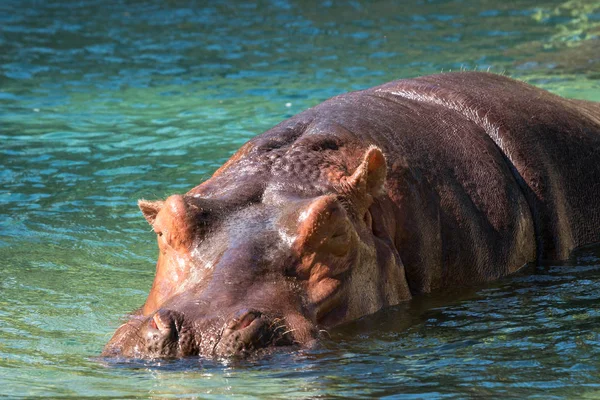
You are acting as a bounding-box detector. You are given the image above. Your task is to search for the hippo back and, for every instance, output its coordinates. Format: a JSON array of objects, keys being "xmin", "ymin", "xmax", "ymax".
[{"xmin": 379, "ymin": 72, "xmax": 600, "ymax": 260}]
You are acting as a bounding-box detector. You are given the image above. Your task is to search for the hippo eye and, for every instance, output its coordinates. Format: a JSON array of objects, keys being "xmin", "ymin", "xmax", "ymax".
[{"xmin": 155, "ymin": 231, "xmax": 163, "ymax": 237}]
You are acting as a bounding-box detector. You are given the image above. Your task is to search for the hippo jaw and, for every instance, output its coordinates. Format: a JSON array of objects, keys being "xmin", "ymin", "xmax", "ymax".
[{"xmin": 103, "ymin": 147, "xmax": 412, "ymax": 359}]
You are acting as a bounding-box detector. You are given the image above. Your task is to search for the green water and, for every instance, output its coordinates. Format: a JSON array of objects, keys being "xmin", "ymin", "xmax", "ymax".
[{"xmin": 1, "ymin": 0, "xmax": 599, "ymax": 398}]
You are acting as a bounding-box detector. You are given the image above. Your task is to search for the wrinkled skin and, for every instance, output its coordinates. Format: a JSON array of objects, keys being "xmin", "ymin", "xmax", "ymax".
[{"xmin": 103, "ymin": 72, "xmax": 600, "ymax": 359}]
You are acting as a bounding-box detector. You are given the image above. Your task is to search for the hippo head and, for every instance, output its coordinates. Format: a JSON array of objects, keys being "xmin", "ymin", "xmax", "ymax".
[{"xmin": 102, "ymin": 145, "xmax": 412, "ymax": 359}]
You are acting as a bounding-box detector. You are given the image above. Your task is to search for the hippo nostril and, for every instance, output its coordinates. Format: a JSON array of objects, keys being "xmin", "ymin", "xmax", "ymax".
[
  {"xmin": 149, "ymin": 316, "xmax": 158, "ymax": 330},
  {"xmin": 239, "ymin": 311, "xmax": 259, "ymax": 330},
  {"xmin": 139, "ymin": 309, "xmax": 191, "ymax": 358},
  {"xmin": 228, "ymin": 309, "xmax": 262, "ymax": 331},
  {"xmin": 150, "ymin": 309, "xmax": 182, "ymax": 337},
  {"xmin": 215, "ymin": 311, "xmax": 297, "ymax": 357},
  {"xmin": 152, "ymin": 312, "xmax": 168, "ymax": 332}
]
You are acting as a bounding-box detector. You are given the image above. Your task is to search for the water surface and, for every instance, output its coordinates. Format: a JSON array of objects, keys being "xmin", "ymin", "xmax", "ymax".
[{"xmin": 1, "ymin": 0, "xmax": 600, "ymax": 398}]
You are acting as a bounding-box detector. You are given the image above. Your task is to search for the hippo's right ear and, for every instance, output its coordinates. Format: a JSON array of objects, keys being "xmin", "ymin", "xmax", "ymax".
[
  {"xmin": 138, "ymin": 199, "xmax": 164, "ymax": 225},
  {"xmin": 346, "ymin": 146, "xmax": 387, "ymax": 197}
]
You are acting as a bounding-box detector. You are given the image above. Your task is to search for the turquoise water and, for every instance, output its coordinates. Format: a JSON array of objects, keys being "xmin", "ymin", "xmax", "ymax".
[{"xmin": 1, "ymin": 0, "xmax": 600, "ymax": 398}]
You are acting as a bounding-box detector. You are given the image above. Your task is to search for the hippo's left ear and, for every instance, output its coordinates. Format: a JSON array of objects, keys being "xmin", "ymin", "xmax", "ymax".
[
  {"xmin": 346, "ymin": 146, "xmax": 387, "ymax": 197},
  {"xmin": 138, "ymin": 199, "xmax": 164, "ymax": 225}
]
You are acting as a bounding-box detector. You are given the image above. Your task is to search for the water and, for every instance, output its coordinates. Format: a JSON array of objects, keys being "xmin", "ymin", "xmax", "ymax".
[{"xmin": 1, "ymin": 0, "xmax": 599, "ymax": 397}]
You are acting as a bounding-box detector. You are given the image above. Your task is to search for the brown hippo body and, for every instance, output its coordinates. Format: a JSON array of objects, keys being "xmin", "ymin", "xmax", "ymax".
[{"xmin": 103, "ymin": 72, "xmax": 600, "ymax": 359}]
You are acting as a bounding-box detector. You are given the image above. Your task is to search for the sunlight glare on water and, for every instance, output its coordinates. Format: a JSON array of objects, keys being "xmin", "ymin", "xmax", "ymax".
[{"xmin": 1, "ymin": 0, "xmax": 599, "ymax": 398}]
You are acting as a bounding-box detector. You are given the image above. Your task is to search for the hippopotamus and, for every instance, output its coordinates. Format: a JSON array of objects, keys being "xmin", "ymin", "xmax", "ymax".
[{"xmin": 103, "ymin": 72, "xmax": 600, "ymax": 359}]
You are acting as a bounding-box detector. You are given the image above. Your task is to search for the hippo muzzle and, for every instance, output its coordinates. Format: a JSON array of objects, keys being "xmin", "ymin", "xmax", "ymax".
[{"xmin": 103, "ymin": 307, "xmax": 299, "ymax": 359}]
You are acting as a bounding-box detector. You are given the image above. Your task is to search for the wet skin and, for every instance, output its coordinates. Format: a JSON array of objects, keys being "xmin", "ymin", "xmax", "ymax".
[{"xmin": 103, "ymin": 72, "xmax": 600, "ymax": 359}]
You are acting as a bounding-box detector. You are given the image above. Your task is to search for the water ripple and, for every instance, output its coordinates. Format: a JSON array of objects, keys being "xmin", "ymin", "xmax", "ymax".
[{"xmin": 1, "ymin": 0, "xmax": 600, "ymax": 397}]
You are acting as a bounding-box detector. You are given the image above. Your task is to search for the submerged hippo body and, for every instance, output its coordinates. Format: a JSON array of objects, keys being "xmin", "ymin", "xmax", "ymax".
[{"xmin": 103, "ymin": 72, "xmax": 600, "ymax": 358}]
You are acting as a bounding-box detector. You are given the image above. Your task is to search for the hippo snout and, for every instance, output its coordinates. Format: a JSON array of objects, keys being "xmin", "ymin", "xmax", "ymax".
[{"xmin": 103, "ymin": 307, "xmax": 300, "ymax": 359}]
